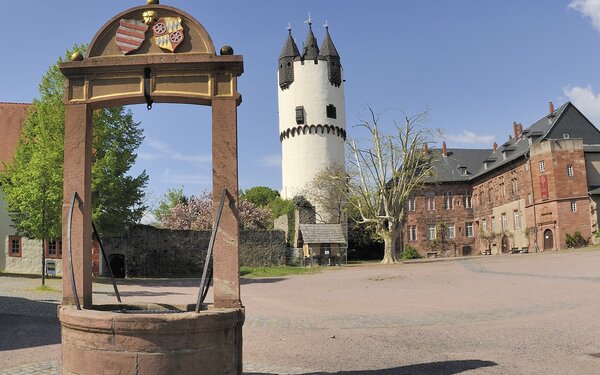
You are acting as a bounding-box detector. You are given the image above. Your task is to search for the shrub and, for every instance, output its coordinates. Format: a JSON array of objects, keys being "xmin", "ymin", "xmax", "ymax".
[
  {"xmin": 565, "ymin": 231, "xmax": 588, "ymax": 248},
  {"xmin": 401, "ymin": 245, "xmax": 421, "ymax": 259}
]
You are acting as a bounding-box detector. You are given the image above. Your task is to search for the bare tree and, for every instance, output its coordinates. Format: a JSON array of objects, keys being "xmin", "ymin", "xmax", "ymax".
[
  {"xmin": 347, "ymin": 107, "xmax": 435, "ymax": 264},
  {"xmin": 307, "ymin": 163, "xmax": 348, "ymax": 224}
]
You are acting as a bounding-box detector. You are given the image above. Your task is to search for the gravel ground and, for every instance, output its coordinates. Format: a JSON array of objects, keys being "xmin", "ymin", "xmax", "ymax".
[{"xmin": 1, "ymin": 250, "xmax": 600, "ymax": 374}]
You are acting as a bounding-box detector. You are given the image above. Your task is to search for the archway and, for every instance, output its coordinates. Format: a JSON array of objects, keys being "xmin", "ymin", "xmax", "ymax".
[
  {"xmin": 501, "ymin": 234, "xmax": 510, "ymax": 254},
  {"xmin": 544, "ymin": 229, "xmax": 554, "ymax": 250},
  {"xmin": 58, "ymin": 2, "xmax": 244, "ymax": 373},
  {"xmin": 108, "ymin": 254, "xmax": 125, "ymax": 278}
]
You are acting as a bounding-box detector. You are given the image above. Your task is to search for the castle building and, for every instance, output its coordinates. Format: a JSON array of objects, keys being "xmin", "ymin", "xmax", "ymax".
[
  {"xmin": 277, "ymin": 20, "xmax": 346, "ymax": 223},
  {"xmin": 402, "ymin": 102, "xmax": 600, "ymax": 257}
]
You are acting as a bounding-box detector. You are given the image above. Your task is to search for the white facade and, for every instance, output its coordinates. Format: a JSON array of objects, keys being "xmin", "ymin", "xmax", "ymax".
[{"xmin": 278, "ymin": 59, "xmax": 346, "ymax": 208}]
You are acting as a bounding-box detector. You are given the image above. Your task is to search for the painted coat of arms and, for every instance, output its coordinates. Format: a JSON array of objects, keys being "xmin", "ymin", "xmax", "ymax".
[
  {"xmin": 116, "ymin": 19, "xmax": 149, "ymax": 54},
  {"xmin": 152, "ymin": 17, "xmax": 184, "ymax": 52}
]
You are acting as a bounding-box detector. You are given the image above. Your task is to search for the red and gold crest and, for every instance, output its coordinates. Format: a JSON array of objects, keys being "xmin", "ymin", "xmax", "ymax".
[
  {"xmin": 152, "ymin": 17, "xmax": 184, "ymax": 52},
  {"xmin": 116, "ymin": 19, "xmax": 148, "ymax": 55}
]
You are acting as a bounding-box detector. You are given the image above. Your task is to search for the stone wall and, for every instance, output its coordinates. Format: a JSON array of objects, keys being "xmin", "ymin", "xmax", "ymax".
[{"xmin": 102, "ymin": 225, "xmax": 286, "ymax": 277}]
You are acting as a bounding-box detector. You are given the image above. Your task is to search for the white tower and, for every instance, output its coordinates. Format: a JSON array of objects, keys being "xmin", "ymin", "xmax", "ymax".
[{"xmin": 278, "ymin": 20, "xmax": 346, "ymax": 222}]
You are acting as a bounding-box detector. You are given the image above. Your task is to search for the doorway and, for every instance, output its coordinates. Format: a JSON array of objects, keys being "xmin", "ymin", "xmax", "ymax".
[
  {"xmin": 544, "ymin": 229, "xmax": 554, "ymax": 250},
  {"xmin": 501, "ymin": 235, "xmax": 509, "ymax": 254}
]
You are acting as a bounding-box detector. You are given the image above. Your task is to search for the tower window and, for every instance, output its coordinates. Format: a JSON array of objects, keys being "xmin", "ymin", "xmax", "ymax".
[
  {"xmin": 295, "ymin": 106, "xmax": 304, "ymax": 124},
  {"xmin": 326, "ymin": 104, "xmax": 337, "ymax": 119}
]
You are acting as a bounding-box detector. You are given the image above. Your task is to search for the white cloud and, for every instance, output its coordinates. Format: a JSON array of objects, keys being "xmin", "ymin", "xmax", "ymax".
[
  {"xmin": 145, "ymin": 138, "xmax": 211, "ymax": 167},
  {"xmin": 258, "ymin": 154, "xmax": 282, "ymax": 167},
  {"xmin": 445, "ymin": 130, "xmax": 495, "ymax": 145},
  {"xmin": 569, "ymin": 0, "xmax": 600, "ymax": 31},
  {"xmin": 564, "ymin": 84, "xmax": 600, "ymax": 125}
]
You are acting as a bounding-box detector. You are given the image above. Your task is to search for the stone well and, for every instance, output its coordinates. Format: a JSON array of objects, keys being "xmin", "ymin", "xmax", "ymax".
[{"xmin": 59, "ymin": 303, "xmax": 244, "ymax": 375}]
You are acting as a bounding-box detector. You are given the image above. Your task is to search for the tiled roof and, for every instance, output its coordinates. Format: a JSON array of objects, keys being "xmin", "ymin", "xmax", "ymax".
[
  {"xmin": 299, "ymin": 224, "xmax": 346, "ymax": 244},
  {"xmin": 428, "ymin": 102, "xmax": 600, "ymax": 183}
]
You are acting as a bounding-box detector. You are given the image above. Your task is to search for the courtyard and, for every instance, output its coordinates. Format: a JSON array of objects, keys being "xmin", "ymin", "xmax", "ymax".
[{"xmin": 1, "ymin": 250, "xmax": 600, "ymax": 374}]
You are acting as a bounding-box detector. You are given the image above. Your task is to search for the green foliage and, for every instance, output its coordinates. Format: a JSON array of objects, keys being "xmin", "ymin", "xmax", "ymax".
[
  {"xmin": 240, "ymin": 266, "xmax": 322, "ymax": 278},
  {"xmin": 293, "ymin": 195, "xmax": 313, "ymax": 209},
  {"xmin": 153, "ymin": 187, "xmax": 187, "ymax": 224},
  {"xmin": 269, "ymin": 197, "xmax": 295, "ymax": 245},
  {"xmin": 565, "ymin": 231, "xmax": 588, "ymax": 248},
  {"xmin": 0, "ymin": 45, "xmax": 147, "ymax": 239},
  {"xmin": 240, "ymin": 186, "xmax": 280, "ymax": 207},
  {"xmin": 401, "ymin": 245, "xmax": 421, "ymax": 259}
]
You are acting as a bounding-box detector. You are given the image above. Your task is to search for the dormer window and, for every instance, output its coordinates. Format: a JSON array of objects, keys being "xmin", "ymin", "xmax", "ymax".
[
  {"xmin": 295, "ymin": 106, "xmax": 304, "ymax": 124},
  {"xmin": 326, "ymin": 104, "xmax": 337, "ymax": 119},
  {"xmin": 458, "ymin": 166, "xmax": 467, "ymax": 176},
  {"xmin": 563, "ymin": 133, "xmax": 570, "ymax": 139}
]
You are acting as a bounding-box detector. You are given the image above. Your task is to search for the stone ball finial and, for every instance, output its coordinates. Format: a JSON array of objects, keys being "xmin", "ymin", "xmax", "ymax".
[
  {"xmin": 70, "ymin": 51, "xmax": 84, "ymax": 61},
  {"xmin": 147, "ymin": 0, "xmax": 159, "ymax": 5},
  {"xmin": 220, "ymin": 46, "xmax": 234, "ymax": 55}
]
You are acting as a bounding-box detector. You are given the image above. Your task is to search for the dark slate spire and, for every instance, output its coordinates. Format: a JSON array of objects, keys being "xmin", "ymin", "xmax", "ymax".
[
  {"xmin": 279, "ymin": 28, "xmax": 300, "ymax": 60},
  {"xmin": 319, "ymin": 24, "xmax": 342, "ymax": 87},
  {"xmin": 278, "ymin": 27, "xmax": 300, "ymax": 90},
  {"xmin": 301, "ymin": 17, "xmax": 320, "ymax": 61}
]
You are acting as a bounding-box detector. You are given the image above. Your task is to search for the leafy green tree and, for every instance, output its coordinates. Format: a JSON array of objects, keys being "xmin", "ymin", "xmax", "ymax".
[
  {"xmin": 0, "ymin": 45, "xmax": 147, "ymax": 282},
  {"xmin": 240, "ymin": 186, "xmax": 280, "ymax": 207},
  {"xmin": 152, "ymin": 188, "xmax": 187, "ymax": 225}
]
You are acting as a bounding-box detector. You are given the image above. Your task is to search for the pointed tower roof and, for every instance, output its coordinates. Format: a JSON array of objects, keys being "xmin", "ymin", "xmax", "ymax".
[
  {"xmin": 279, "ymin": 28, "xmax": 300, "ymax": 60},
  {"xmin": 301, "ymin": 19, "xmax": 319, "ymax": 60},
  {"xmin": 319, "ymin": 26, "xmax": 339, "ymax": 58}
]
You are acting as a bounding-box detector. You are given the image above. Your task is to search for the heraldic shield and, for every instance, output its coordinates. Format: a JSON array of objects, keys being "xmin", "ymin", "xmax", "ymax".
[
  {"xmin": 153, "ymin": 17, "xmax": 184, "ymax": 52},
  {"xmin": 116, "ymin": 19, "xmax": 149, "ymax": 54}
]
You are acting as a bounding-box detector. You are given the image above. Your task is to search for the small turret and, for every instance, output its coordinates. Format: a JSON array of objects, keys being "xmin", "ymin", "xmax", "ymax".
[
  {"xmin": 319, "ymin": 24, "xmax": 341, "ymax": 87},
  {"xmin": 278, "ymin": 28, "xmax": 300, "ymax": 90},
  {"xmin": 301, "ymin": 20, "xmax": 320, "ymax": 61}
]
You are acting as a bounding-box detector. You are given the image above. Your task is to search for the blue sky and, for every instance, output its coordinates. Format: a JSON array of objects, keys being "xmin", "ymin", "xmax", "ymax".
[{"xmin": 3, "ymin": 0, "xmax": 600, "ymax": 212}]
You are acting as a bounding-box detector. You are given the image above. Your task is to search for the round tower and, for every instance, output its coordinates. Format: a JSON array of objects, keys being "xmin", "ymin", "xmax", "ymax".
[{"xmin": 278, "ymin": 21, "xmax": 346, "ymax": 223}]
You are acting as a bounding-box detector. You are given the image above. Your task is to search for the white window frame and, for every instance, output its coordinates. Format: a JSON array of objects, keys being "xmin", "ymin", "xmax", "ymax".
[
  {"xmin": 539, "ymin": 160, "xmax": 545, "ymax": 172},
  {"xmin": 571, "ymin": 201, "xmax": 577, "ymax": 212},
  {"xmin": 427, "ymin": 224, "xmax": 437, "ymax": 240},
  {"xmin": 444, "ymin": 192, "xmax": 454, "ymax": 210},
  {"xmin": 563, "ymin": 133, "xmax": 570, "ymax": 139},
  {"xmin": 491, "ymin": 217, "xmax": 496, "ymax": 232},
  {"xmin": 447, "ymin": 224, "xmax": 455, "ymax": 239},
  {"xmin": 426, "ymin": 193, "xmax": 435, "ymax": 210},
  {"xmin": 465, "ymin": 222, "xmax": 474, "ymax": 238},
  {"xmin": 407, "ymin": 225, "xmax": 417, "ymax": 241},
  {"xmin": 463, "ymin": 191, "xmax": 472, "ymax": 208},
  {"xmin": 501, "ymin": 213, "xmax": 507, "ymax": 231},
  {"xmin": 513, "ymin": 210, "xmax": 521, "ymax": 230},
  {"xmin": 567, "ymin": 165, "xmax": 573, "ymax": 177},
  {"xmin": 482, "ymin": 219, "xmax": 487, "ymax": 234}
]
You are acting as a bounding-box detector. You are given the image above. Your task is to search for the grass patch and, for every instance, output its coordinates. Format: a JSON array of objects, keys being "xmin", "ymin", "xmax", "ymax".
[
  {"xmin": 31, "ymin": 284, "xmax": 59, "ymax": 293},
  {"xmin": 240, "ymin": 266, "xmax": 322, "ymax": 278}
]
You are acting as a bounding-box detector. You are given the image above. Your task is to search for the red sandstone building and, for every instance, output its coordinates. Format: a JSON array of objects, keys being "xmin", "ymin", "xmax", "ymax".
[{"xmin": 402, "ymin": 102, "xmax": 600, "ymax": 257}]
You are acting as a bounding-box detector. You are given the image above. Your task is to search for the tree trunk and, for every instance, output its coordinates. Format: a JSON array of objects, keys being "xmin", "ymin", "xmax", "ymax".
[
  {"xmin": 41, "ymin": 242, "xmax": 46, "ymax": 286},
  {"xmin": 380, "ymin": 229, "xmax": 398, "ymax": 264}
]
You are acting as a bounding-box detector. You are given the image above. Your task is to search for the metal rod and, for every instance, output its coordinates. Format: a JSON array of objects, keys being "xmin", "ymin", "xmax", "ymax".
[
  {"xmin": 92, "ymin": 221, "xmax": 121, "ymax": 303},
  {"xmin": 67, "ymin": 192, "xmax": 81, "ymax": 310},
  {"xmin": 195, "ymin": 188, "xmax": 229, "ymax": 312}
]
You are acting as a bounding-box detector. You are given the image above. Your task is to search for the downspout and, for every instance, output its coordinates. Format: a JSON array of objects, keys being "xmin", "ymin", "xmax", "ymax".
[{"xmin": 526, "ymin": 152, "xmax": 540, "ymax": 252}]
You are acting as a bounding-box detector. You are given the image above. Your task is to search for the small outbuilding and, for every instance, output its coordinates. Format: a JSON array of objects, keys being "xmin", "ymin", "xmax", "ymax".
[{"xmin": 298, "ymin": 224, "xmax": 347, "ymax": 266}]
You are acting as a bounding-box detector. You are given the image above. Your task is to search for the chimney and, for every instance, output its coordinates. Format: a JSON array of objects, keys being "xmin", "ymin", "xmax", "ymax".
[
  {"xmin": 493, "ymin": 142, "xmax": 497, "ymax": 152},
  {"xmin": 442, "ymin": 141, "xmax": 447, "ymax": 157},
  {"xmin": 423, "ymin": 143, "xmax": 428, "ymax": 153},
  {"xmin": 513, "ymin": 122, "xmax": 518, "ymax": 141},
  {"xmin": 518, "ymin": 123, "xmax": 523, "ymax": 137},
  {"xmin": 549, "ymin": 101, "xmax": 555, "ymax": 115}
]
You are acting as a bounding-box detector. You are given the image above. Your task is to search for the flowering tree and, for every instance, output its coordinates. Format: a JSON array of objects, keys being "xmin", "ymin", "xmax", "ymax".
[{"xmin": 159, "ymin": 191, "xmax": 271, "ymax": 230}]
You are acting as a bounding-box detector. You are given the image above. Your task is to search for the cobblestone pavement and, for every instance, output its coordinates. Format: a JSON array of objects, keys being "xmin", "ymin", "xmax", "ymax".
[{"xmin": 2, "ymin": 250, "xmax": 600, "ymax": 374}]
